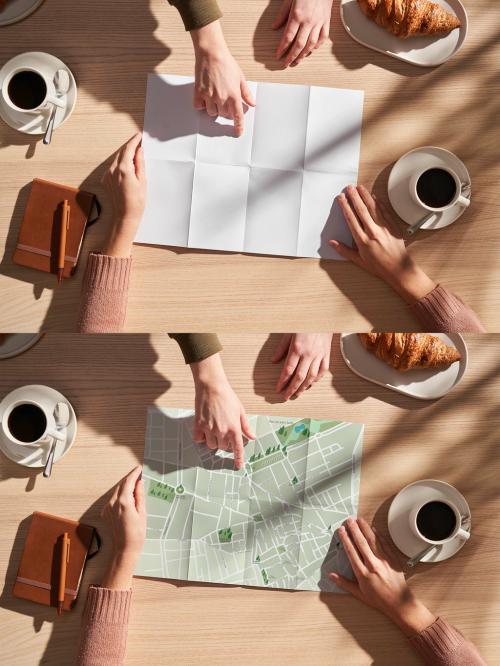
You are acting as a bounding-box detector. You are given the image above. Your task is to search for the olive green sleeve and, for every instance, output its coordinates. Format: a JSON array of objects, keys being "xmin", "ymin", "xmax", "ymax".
[
  {"xmin": 167, "ymin": 0, "xmax": 222, "ymax": 31},
  {"xmin": 169, "ymin": 334, "xmax": 223, "ymax": 364}
]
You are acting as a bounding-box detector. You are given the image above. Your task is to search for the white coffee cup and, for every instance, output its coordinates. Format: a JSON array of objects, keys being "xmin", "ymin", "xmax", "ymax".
[
  {"xmin": 409, "ymin": 165, "xmax": 470, "ymax": 212},
  {"xmin": 1, "ymin": 66, "xmax": 65, "ymax": 115},
  {"xmin": 1, "ymin": 396, "xmax": 65, "ymax": 449},
  {"xmin": 409, "ymin": 498, "xmax": 470, "ymax": 545}
]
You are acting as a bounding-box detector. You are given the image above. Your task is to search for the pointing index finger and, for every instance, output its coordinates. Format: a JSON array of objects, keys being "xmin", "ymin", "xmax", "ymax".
[
  {"xmin": 231, "ymin": 98, "xmax": 245, "ymax": 137},
  {"xmin": 232, "ymin": 431, "xmax": 245, "ymax": 470}
]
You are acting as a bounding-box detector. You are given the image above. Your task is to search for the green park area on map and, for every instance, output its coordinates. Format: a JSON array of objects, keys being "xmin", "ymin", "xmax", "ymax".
[{"xmin": 136, "ymin": 407, "xmax": 363, "ymax": 591}]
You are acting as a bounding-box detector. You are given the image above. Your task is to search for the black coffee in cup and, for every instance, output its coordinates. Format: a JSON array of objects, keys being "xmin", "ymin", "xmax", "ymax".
[
  {"xmin": 416, "ymin": 168, "xmax": 457, "ymax": 209},
  {"xmin": 416, "ymin": 500, "xmax": 457, "ymax": 541},
  {"xmin": 7, "ymin": 403, "xmax": 47, "ymax": 443},
  {"xmin": 7, "ymin": 70, "xmax": 47, "ymax": 110}
]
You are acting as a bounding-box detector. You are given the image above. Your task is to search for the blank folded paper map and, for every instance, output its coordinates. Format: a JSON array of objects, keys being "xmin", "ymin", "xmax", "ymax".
[
  {"xmin": 136, "ymin": 75, "xmax": 364, "ymax": 259},
  {"xmin": 136, "ymin": 407, "xmax": 364, "ymax": 591}
]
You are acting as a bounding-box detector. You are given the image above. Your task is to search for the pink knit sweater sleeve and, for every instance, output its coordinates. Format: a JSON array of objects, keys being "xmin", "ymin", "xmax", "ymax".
[
  {"xmin": 409, "ymin": 617, "xmax": 486, "ymax": 666},
  {"xmin": 78, "ymin": 253, "xmax": 132, "ymax": 333},
  {"xmin": 411, "ymin": 285, "xmax": 485, "ymax": 333},
  {"xmin": 76, "ymin": 586, "xmax": 132, "ymax": 666}
]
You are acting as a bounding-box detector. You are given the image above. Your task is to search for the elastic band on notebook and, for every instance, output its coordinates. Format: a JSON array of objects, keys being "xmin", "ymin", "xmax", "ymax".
[
  {"xmin": 16, "ymin": 576, "xmax": 77, "ymax": 597},
  {"xmin": 16, "ymin": 244, "xmax": 77, "ymax": 263}
]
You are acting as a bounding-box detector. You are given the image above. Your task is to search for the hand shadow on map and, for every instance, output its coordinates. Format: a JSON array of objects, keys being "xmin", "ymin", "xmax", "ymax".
[{"xmin": 138, "ymin": 408, "xmax": 362, "ymax": 596}]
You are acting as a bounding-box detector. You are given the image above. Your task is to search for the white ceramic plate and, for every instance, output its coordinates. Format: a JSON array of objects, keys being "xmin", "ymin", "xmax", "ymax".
[
  {"xmin": 0, "ymin": 385, "xmax": 77, "ymax": 468},
  {"xmin": 0, "ymin": 51, "xmax": 77, "ymax": 135},
  {"xmin": 388, "ymin": 479, "xmax": 471, "ymax": 562},
  {"xmin": 388, "ymin": 146, "xmax": 471, "ymax": 228},
  {"xmin": 0, "ymin": 0, "xmax": 44, "ymax": 26},
  {"xmin": 0, "ymin": 333, "xmax": 43, "ymax": 360},
  {"xmin": 340, "ymin": 0, "xmax": 467, "ymax": 68},
  {"xmin": 340, "ymin": 333, "xmax": 467, "ymax": 400}
]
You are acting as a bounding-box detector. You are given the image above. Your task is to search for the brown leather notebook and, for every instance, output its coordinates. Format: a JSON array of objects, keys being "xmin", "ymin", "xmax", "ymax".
[
  {"xmin": 13, "ymin": 178, "xmax": 100, "ymax": 279},
  {"xmin": 13, "ymin": 511, "xmax": 99, "ymax": 612}
]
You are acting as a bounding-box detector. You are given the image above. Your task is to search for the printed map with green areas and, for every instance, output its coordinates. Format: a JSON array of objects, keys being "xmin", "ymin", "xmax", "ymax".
[{"xmin": 136, "ymin": 407, "xmax": 363, "ymax": 591}]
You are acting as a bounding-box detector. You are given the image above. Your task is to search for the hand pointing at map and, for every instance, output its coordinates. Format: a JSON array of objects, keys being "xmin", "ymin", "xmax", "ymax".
[{"xmin": 190, "ymin": 353, "xmax": 255, "ymax": 469}]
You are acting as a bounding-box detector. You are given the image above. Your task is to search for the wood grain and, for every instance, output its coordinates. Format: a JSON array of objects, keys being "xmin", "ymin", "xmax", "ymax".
[
  {"xmin": 0, "ymin": 333, "xmax": 499, "ymax": 664},
  {"xmin": 0, "ymin": 0, "xmax": 499, "ymax": 331}
]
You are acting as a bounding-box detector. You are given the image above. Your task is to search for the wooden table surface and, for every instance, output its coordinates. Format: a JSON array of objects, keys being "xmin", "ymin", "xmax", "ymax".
[
  {"xmin": 0, "ymin": 333, "xmax": 499, "ymax": 665},
  {"xmin": 0, "ymin": 0, "xmax": 500, "ymax": 331}
]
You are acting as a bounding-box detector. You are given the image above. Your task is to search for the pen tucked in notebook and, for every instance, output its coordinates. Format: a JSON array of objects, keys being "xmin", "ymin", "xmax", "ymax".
[
  {"xmin": 13, "ymin": 178, "xmax": 100, "ymax": 280},
  {"xmin": 13, "ymin": 511, "xmax": 100, "ymax": 612}
]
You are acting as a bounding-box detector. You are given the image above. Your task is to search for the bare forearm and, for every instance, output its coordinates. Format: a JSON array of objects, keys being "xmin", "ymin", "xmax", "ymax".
[
  {"xmin": 101, "ymin": 553, "xmax": 137, "ymax": 591},
  {"xmin": 102, "ymin": 217, "xmax": 138, "ymax": 258},
  {"xmin": 387, "ymin": 596, "xmax": 437, "ymax": 637},
  {"xmin": 190, "ymin": 20, "xmax": 226, "ymax": 55},
  {"xmin": 190, "ymin": 352, "xmax": 226, "ymax": 387},
  {"xmin": 384, "ymin": 259, "xmax": 437, "ymax": 305}
]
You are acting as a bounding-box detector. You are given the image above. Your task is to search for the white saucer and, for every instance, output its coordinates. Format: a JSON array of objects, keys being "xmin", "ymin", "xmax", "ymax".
[
  {"xmin": 340, "ymin": 0, "xmax": 467, "ymax": 68},
  {"xmin": 0, "ymin": 51, "xmax": 77, "ymax": 135},
  {"xmin": 0, "ymin": 385, "xmax": 77, "ymax": 468},
  {"xmin": 0, "ymin": 333, "xmax": 43, "ymax": 360},
  {"xmin": 340, "ymin": 333, "xmax": 467, "ymax": 400},
  {"xmin": 388, "ymin": 479, "xmax": 471, "ymax": 562},
  {"xmin": 0, "ymin": 0, "xmax": 44, "ymax": 26},
  {"xmin": 388, "ymin": 146, "xmax": 471, "ymax": 229}
]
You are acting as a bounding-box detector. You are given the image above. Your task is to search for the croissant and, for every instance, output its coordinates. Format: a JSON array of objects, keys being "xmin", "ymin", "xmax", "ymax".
[
  {"xmin": 357, "ymin": 0, "xmax": 461, "ymax": 38},
  {"xmin": 358, "ymin": 333, "xmax": 461, "ymax": 371}
]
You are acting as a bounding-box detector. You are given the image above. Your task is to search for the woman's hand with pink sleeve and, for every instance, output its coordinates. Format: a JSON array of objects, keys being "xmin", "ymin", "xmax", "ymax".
[
  {"xmin": 330, "ymin": 185, "xmax": 437, "ymax": 304},
  {"xmin": 102, "ymin": 133, "xmax": 147, "ymax": 258},
  {"xmin": 101, "ymin": 466, "xmax": 146, "ymax": 590}
]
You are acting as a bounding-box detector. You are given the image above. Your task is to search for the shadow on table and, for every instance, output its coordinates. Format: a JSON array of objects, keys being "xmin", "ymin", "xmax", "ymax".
[
  {"xmin": 0, "ymin": 153, "xmax": 119, "ymax": 331},
  {"xmin": 0, "ymin": 333, "xmax": 173, "ymax": 662},
  {"xmin": 329, "ymin": 335, "xmax": 435, "ymax": 411},
  {"xmin": 252, "ymin": 333, "xmax": 434, "ymax": 410},
  {"xmin": 329, "ymin": 0, "xmax": 431, "ymax": 77},
  {"xmin": 0, "ymin": 333, "xmax": 171, "ymax": 487},
  {"xmin": 0, "ymin": 492, "xmax": 115, "ymax": 665},
  {"xmin": 318, "ymin": 477, "xmax": 485, "ymax": 666},
  {"xmin": 252, "ymin": 0, "xmax": 288, "ymax": 72},
  {"xmin": 0, "ymin": 0, "xmax": 171, "ymax": 154},
  {"xmin": 252, "ymin": 0, "xmax": 432, "ymax": 77},
  {"xmin": 252, "ymin": 333, "xmax": 290, "ymax": 404}
]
